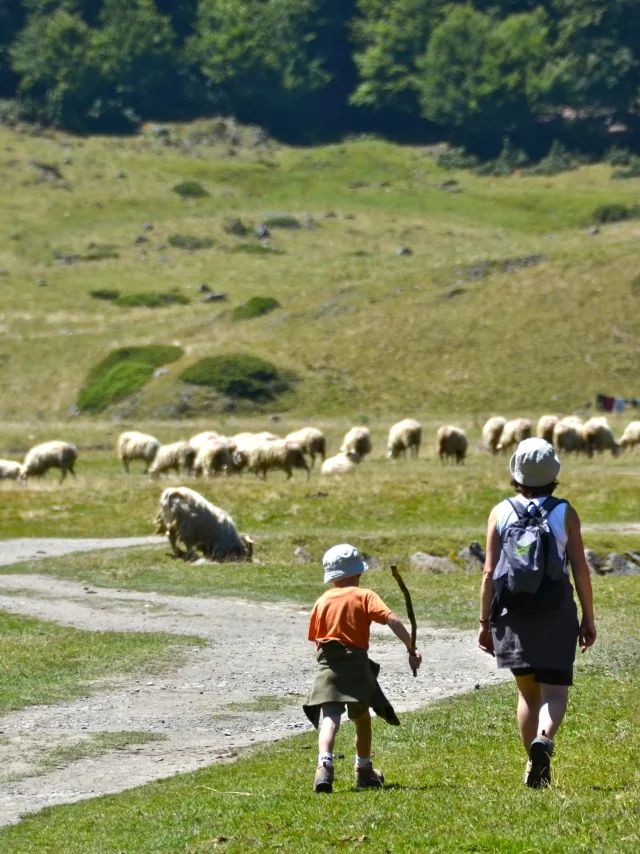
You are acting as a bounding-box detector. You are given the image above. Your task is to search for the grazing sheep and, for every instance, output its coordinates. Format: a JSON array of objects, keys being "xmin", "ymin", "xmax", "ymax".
[
  {"xmin": 231, "ymin": 432, "xmax": 279, "ymax": 473},
  {"xmin": 340, "ymin": 427, "xmax": 372, "ymax": 459},
  {"xmin": 285, "ymin": 427, "xmax": 326, "ymax": 468},
  {"xmin": 189, "ymin": 432, "xmax": 220, "ymax": 453},
  {"xmin": 437, "ymin": 426, "xmax": 468, "ymax": 464},
  {"xmin": 536, "ymin": 415, "xmax": 559, "ymax": 445},
  {"xmin": 482, "ymin": 417, "xmax": 507, "ymax": 454},
  {"xmin": 149, "ymin": 441, "xmax": 196, "ymax": 479},
  {"xmin": 321, "ymin": 451, "xmax": 361, "ymax": 475},
  {"xmin": 387, "ymin": 419, "xmax": 422, "ymax": 459},
  {"xmin": 20, "ymin": 441, "xmax": 78, "ymax": 482},
  {"xmin": 552, "ymin": 420, "xmax": 585, "ymax": 454},
  {"xmin": 155, "ymin": 487, "xmax": 253, "ymax": 562},
  {"xmin": 241, "ymin": 439, "xmax": 310, "ymax": 480},
  {"xmin": 0, "ymin": 460, "xmax": 22, "ymax": 480},
  {"xmin": 620, "ymin": 421, "xmax": 640, "ymax": 451},
  {"xmin": 582, "ymin": 418, "xmax": 621, "ymax": 457},
  {"xmin": 118, "ymin": 431, "xmax": 160, "ymax": 474},
  {"xmin": 496, "ymin": 418, "xmax": 532, "ymax": 452},
  {"xmin": 193, "ymin": 438, "xmax": 234, "ymax": 477}
]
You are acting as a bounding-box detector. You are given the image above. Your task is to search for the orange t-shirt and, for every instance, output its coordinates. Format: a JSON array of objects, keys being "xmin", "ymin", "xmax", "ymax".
[{"xmin": 308, "ymin": 586, "xmax": 392, "ymax": 650}]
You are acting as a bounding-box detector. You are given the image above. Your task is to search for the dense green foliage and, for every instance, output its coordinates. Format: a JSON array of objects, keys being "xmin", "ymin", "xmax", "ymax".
[
  {"xmin": 3, "ymin": 1, "xmax": 640, "ymax": 147},
  {"xmin": 180, "ymin": 354, "xmax": 288, "ymax": 401},
  {"xmin": 232, "ymin": 296, "xmax": 281, "ymax": 321},
  {"xmin": 76, "ymin": 345, "xmax": 183, "ymax": 412}
]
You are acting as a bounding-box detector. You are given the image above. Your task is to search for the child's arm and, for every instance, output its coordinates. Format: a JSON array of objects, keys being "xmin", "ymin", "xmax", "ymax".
[{"xmin": 386, "ymin": 611, "xmax": 422, "ymax": 672}]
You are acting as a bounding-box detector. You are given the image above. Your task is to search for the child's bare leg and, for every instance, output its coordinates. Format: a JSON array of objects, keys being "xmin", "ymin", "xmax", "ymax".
[
  {"xmin": 354, "ymin": 711, "xmax": 372, "ymax": 759},
  {"xmin": 318, "ymin": 712, "xmax": 340, "ymax": 755}
]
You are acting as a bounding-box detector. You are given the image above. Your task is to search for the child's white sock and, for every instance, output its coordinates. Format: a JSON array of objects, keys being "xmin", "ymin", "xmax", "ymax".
[
  {"xmin": 355, "ymin": 755, "xmax": 371, "ymax": 768},
  {"xmin": 318, "ymin": 752, "xmax": 333, "ymax": 766}
]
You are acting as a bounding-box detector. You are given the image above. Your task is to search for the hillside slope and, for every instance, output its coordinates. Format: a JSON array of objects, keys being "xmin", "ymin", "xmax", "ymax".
[{"xmin": 1, "ymin": 121, "xmax": 639, "ymax": 420}]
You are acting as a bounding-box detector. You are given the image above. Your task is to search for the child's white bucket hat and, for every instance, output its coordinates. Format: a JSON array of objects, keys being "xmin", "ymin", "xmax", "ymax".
[
  {"xmin": 510, "ymin": 438, "xmax": 561, "ymax": 487},
  {"xmin": 322, "ymin": 544, "xmax": 368, "ymax": 583}
]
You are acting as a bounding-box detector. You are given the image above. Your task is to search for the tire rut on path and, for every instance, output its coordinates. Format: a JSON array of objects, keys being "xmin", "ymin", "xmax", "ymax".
[{"xmin": 0, "ymin": 539, "xmax": 506, "ymax": 828}]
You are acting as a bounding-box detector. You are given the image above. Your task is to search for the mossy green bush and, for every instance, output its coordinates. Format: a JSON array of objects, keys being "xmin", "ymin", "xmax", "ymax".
[
  {"xmin": 89, "ymin": 288, "xmax": 120, "ymax": 301},
  {"xmin": 114, "ymin": 291, "xmax": 189, "ymax": 308},
  {"xmin": 168, "ymin": 234, "xmax": 216, "ymax": 251},
  {"xmin": 232, "ymin": 296, "xmax": 281, "ymax": 320},
  {"xmin": 592, "ymin": 203, "xmax": 640, "ymax": 224},
  {"xmin": 231, "ymin": 243, "xmax": 281, "ymax": 256},
  {"xmin": 77, "ymin": 346, "xmax": 183, "ymax": 413},
  {"xmin": 436, "ymin": 147, "xmax": 479, "ymax": 170},
  {"xmin": 172, "ymin": 181, "xmax": 210, "ymax": 198},
  {"xmin": 263, "ymin": 215, "xmax": 300, "ymax": 229},
  {"xmin": 180, "ymin": 354, "xmax": 289, "ymax": 402}
]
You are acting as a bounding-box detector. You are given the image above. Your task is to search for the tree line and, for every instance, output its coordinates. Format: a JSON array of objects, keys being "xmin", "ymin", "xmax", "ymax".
[{"xmin": 1, "ymin": 0, "xmax": 639, "ymax": 151}]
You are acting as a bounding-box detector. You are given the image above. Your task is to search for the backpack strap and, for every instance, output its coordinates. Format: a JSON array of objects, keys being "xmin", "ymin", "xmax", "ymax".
[
  {"xmin": 539, "ymin": 497, "xmax": 568, "ymax": 518},
  {"xmin": 506, "ymin": 498, "xmax": 527, "ymax": 519}
]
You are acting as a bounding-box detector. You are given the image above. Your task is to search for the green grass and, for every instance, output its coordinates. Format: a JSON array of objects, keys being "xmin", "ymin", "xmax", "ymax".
[
  {"xmin": 168, "ymin": 234, "xmax": 216, "ymax": 251},
  {"xmin": 0, "ymin": 610, "xmax": 202, "ymax": 714},
  {"xmin": 179, "ymin": 353, "xmax": 289, "ymax": 401},
  {"xmin": 0, "ymin": 587, "xmax": 636, "ymax": 853},
  {"xmin": 113, "ymin": 291, "xmax": 190, "ymax": 308},
  {"xmin": 232, "ymin": 296, "xmax": 281, "ymax": 321}
]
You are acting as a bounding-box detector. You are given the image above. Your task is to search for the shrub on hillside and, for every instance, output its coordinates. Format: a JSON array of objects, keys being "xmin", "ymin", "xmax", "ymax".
[
  {"xmin": 173, "ymin": 181, "xmax": 210, "ymax": 199},
  {"xmin": 436, "ymin": 148, "xmax": 479, "ymax": 171},
  {"xmin": 180, "ymin": 354, "xmax": 289, "ymax": 402},
  {"xmin": 232, "ymin": 297, "xmax": 281, "ymax": 320},
  {"xmin": 605, "ymin": 146, "xmax": 634, "ymax": 167},
  {"xmin": 77, "ymin": 346, "xmax": 183, "ymax": 413},
  {"xmin": 263, "ymin": 215, "xmax": 300, "ymax": 229},
  {"xmin": 231, "ymin": 244, "xmax": 281, "ymax": 256},
  {"xmin": 168, "ymin": 234, "xmax": 216, "ymax": 251},
  {"xmin": 611, "ymin": 160, "xmax": 640, "ymax": 180},
  {"xmin": 592, "ymin": 204, "xmax": 640, "ymax": 224},
  {"xmin": 114, "ymin": 291, "xmax": 189, "ymax": 308},
  {"xmin": 523, "ymin": 141, "xmax": 584, "ymax": 176},
  {"xmin": 89, "ymin": 289, "xmax": 120, "ymax": 301},
  {"xmin": 475, "ymin": 139, "xmax": 528, "ymax": 177}
]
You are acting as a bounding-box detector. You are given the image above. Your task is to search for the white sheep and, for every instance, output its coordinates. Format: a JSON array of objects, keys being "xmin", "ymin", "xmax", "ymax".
[
  {"xmin": 155, "ymin": 487, "xmax": 253, "ymax": 562},
  {"xmin": 437, "ymin": 426, "xmax": 468, "ymax": 464},
  {"xmin": 552, "ymin": 419, "xmax": 585, "ymax": 454},
  {"xmin": 0, "ymin": 460, "xmax": 22, "ymax": 480},
  {"xmin": 482, "ymin": 417, "xmax": 506, "ymax": 454},
  {"xmin": 285, "ymin": 427, "xmax": 326, "ymax": 468},
  {"xmin": 387, "ymin": 419, "xmax": 422, "ymax": 459},
  {"xmin": 20, "ymin": 441, "xmax": 78, "ymax": 482},
  {"xmin": 193, "ymin": 438, "xmax": 235, "ymax": 477},
  {"xmin": 239, "ymin": 439, "xmax": 309, "ymax": 480},
  {"xmin": 149, "ymin": 441, "xmax": 196, "ymax": 478},
  {"xmin": 536, "ymin": 415, "xmax": 559, "ymax": 445},
  {"xmin": 340, "ymin": 427, "xmax": 372, "ymax": 459},
  {"xmin": 231, "ymin": 432, "xmax": 279, "ymax": 473},
  {"xmin": 496, "ymin": 418, "xmax": 532, "ymax": 452},
  {"xmin": 321, "ymin": 451, "xmax": 361, "ymax": 475},
  {"xmin": 620, "ymin": 421, "xmax": 640, "ymax": 451},
  {"xmin": 582, "ymin": 418, "xmax": 621, "ymax": 457},
  {"xmin": 118, "ymin": 431, "xmax": 160, "ymax": 474},
  {"xmin": 189, "ymin": 432, "xmax": 220, "ymax": 453}
]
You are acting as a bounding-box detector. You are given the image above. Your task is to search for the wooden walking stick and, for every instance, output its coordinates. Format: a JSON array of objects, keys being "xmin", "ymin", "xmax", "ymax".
[{"xmin": 390, "ymin": 564, "xmax": 418, "ymax": 677}]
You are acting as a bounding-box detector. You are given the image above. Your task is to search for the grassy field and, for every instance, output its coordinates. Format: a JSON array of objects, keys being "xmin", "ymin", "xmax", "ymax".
[
  {"xmin": 0, "ymin": 610, "xmax": 202, "ymax": 714},
  {"xmin": 2, "ymin": 121, "xmax": 640, "ymax": 420},
  {"xmin": 0, "ymin": 579, "xmax": 636, "ymax": 854}
]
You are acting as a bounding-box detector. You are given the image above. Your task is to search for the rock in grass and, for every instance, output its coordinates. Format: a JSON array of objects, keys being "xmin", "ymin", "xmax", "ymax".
[
  {"xmin": 256, "ymin": 224, "xmax": 270, "ymax": 239},
  {"xmin": 143, "ymin": 223, "xmax": 154, "ymax": 232},
  {"xmin": 584, "ymin": 549, "xmax": 603, "ymax": 575},
  {"xmin": 199, "ymin": 283, "xmax": 211, "ymax": 293},
  {"xmin": 410, "ymin": 552, "xmax": 457, "ymax": 574},
  {"xmin": 134, "ymin": 235, "xmax": 149, "ymax": 245},
  {"xmin": 202, "ymin": 292, "xmax": 227, "ymax": 303},
  {"xmin": 457, "ymin": 541, "xmax": 486, "ymax": 569},
  {"xmin": 397, "ymin": 246, "xmax": 413, "ymax": 256},
  {"xmin": 604, "ymin": 553, "xmax": 640, "ymax": 576},
  {"xmin": 294, "ymin": 547, "xmax": 313, "ymax": 563},
  {"xmin": 225, "ymin": 218, "xmax": 248, "ymax": 237}
]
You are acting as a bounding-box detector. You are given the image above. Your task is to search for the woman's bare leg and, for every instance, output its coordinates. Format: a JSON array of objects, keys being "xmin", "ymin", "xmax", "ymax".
[
  {"xmin": 514, "ymin": 673, "xmax": 541, "ymax": 753},
  {"xmin": 538, "ymin": 684, "xmax": 569, "ymax": 740}
]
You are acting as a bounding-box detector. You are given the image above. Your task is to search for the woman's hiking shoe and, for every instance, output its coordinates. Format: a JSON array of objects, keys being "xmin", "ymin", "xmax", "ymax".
[
  {"xmin": 314, "ymin": 762, "xmax": 334, "ymax": 794},
  {"xmin": 525, "ymin": 733, "xmax": 554, "ymax": 788},
  {"xmin": 355, "ymin": 763, "xmax": 384, "ymax": 789}
]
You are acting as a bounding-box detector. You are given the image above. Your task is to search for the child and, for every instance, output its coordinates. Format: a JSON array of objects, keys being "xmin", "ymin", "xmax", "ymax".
[{"xmin": 303, "ymin": 544, "xmax": 422, "ymax": 793}]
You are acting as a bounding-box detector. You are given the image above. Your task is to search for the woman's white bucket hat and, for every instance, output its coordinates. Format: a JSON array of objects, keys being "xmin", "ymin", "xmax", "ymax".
[
  {"xmin": 510, "ymin": 438, "xmax": 561, "ymax": 487},
  {"xmin": 322, "ymin": 544, "xmax": 368, "ymax": 583}
]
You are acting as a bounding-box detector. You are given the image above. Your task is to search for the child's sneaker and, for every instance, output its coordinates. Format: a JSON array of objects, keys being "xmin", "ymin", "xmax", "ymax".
[
  {"xmin": 525, "ymin": 732, "xmax": 554, "ymax": 788},
  {"xmin": 355, "ymin": 762, "xmax": 384, "ymax": 789},
  {"xmin": 314, "ymin": 762, "xmax": 334, "ymax": 794}
]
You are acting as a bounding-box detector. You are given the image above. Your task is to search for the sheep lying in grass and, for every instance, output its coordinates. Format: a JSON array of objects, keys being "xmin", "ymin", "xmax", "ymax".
[
  {"xmin": 149, "ymin": 441, "xmax": 196, "ymax": 478},
  {"xmin": 437, "ymin": 426, "xmax": 467, "ymax": 464},
  {"xmin": 553, "ymin": 418, "xmax": 584, "ymax": 454},
  {"xmin": 496, "ymin": 418, "xmax": 532, "ymax": 452},
  {"xmin": 118, "ymin": 431, "xmax": 160, "ymax": 473},
  {"xmin": 0, "ymin": 460, "xmax": 22, "ymax": 480},
  {"xmin": 194, "ymin": 438, "xmax": 235, "ymax": 477},
  {"xmin": 620, "ymin": 421, "xmax": 640, "ymax": 451},
  {"xmin": 340, "ymin": 427, "xmax": 372, "ymax": 459},
  {"xmin": 582, "ymin": 417, "xmax": 621, "ymax": 457},
  {"xmin": 285, "ymin": 427, "xmax": 326, "ymax": 468},
  {"xmin": 321, "ymin": 451, "xmax": 361, "ymax": 475},
  {"xmin": 240, "ymin": 439, "xmax": 309, "ymax": 480},
  {"xmin": 387, "ymin": 419, "xmax": 422, "ymax": 459},
  {"xmin": 156, "ymin": 487, "xmax": 253, "ymax": 562},
  {"xmin": 20, "ymin": 441, "xmax": 78, "ymax": 482},
  {"xmin": 536, "ymin": 415, "xmax": 558, "ymax": 445},
  {"xmin": 482, "ymin": 417, "xmax": 506, "ymax": 454}
]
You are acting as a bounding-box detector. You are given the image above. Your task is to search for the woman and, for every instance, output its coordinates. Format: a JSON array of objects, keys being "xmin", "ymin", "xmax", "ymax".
[{"xmin": 478, "ymin": 438, "xmax": 597, "ymax": 787}]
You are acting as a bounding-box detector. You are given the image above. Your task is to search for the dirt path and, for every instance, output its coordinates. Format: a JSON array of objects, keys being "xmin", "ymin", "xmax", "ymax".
[{"xmin": 0, "ymin": 539, "xmax": 506, "ymax": 828}]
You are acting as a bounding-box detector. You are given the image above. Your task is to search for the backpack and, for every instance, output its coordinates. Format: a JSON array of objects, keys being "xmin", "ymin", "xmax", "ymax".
[{"xmin": 493, "ymin": 497, "xmax": 568, "ymax": 614}]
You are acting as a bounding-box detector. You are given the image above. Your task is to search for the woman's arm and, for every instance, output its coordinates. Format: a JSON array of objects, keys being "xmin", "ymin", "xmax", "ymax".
[
  {"xmin": 478, "ymin": 508, "xmax": 500, "ymax": 656},
  {"xmin": 564, "ymin": 505, "xmax": 597, "ymax": 651}
]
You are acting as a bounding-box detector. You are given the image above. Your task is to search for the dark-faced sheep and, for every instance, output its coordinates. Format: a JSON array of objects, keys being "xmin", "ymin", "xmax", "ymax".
[
  {"xmin": 496, "ymin": 418, "xmax": 532, "ymax": 453},
  {"xmin": 340, "ymin": 427, "xmax": 372, "ymax": 459},
  {"xmin": 387, "ymin": 419, "xmax": 422, "ymax": 459},
  {"xmin": 20, "ymin": 441, "xmax": 77, "ymax": 482},
  {"xmin": 285, "ymin": 427, "xmax": 326, "ymax": 468},
  {"xmin": 437, "ymin": 426, "xmax": 467, "ymax": 464},
  {"xmin": 155, "ymin": 487, "xmax": 253, "ymax": 562},
  {"xmin": 482, "ymin": 417, "xmax": 506, "ymax": 454},
  {"xmin": 118, "ymin": 431, "xmax": 160, "ymax": 473},
  {"xmin": 149, "ymin": 441, "xmax": 196, "ymax": 478}
]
